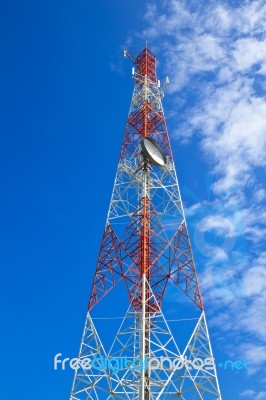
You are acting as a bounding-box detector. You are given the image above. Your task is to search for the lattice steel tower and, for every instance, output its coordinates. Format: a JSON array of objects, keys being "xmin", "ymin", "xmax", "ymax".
[{"xmin": 70, "ymin": 48, "xmax": 222, "ymax": 400}]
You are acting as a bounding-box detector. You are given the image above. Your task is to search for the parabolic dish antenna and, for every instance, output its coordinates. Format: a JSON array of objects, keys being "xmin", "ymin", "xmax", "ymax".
[{"xmin": 140, "ymin": 137, "xmax": 167, "ymax": 167}]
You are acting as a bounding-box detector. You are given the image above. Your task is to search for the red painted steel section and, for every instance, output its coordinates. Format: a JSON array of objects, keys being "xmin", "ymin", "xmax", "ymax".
[
  {"xmin": 136, "ymin": 48, "xmax": 156, "ymax": 82},
  {"xmin": 88, "ymin": 48, "xmax": 203, "ymax": 312}
]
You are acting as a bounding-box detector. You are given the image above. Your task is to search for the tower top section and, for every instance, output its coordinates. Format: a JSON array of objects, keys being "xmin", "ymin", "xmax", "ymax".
[
  {"xmin": 124, "ymin": 48, "xmax": 157, "ymax": 82},
  {"xmin": 136, "ymin": 48, "xmax": 157, "ymax": 81}
]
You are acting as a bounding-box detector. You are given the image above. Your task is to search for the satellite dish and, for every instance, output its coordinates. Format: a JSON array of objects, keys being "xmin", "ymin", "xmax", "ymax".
[{"xmin": 141, "ymin": 137, "xmax": 167, "ymax": 167}]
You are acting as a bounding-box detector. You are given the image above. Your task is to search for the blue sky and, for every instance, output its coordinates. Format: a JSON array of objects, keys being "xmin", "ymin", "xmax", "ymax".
[{"xmin": 1, "ymin": 0, "xmax": 266, "ymax": 399}]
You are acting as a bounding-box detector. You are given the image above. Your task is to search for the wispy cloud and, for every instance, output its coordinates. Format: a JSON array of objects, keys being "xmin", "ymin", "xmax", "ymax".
[
  {"xmin": 240, "ymin": 389, "xmax": 266, "ymax": 400},
  {"xmin": 139, "ymin": 0, "xmax": 266, "ymax": 392},
  {"xmin": 143, "ymin": 0, "xmax": 266, "ymax": 193}
]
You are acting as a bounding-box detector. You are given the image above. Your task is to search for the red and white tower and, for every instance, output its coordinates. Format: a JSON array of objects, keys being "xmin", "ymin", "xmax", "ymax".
[{"xmin": 70, "ymin": 48, "xmax": 222, "ymax": 400}]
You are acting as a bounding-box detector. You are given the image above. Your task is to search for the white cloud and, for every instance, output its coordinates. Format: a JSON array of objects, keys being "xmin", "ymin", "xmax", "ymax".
[
  {"xmin": 139, "ymin": 0, "xmax": 266, "ymax": 386},
  {"xmin": 233, "ymin": 37, "xmax": 266, "ymax": 72},
  {"xmin": 240, "ymin": 389, "xmax": 266, "ymax": 399},
  {"xmin": 254, "ymin": 188, "xmax": 266, "ymax": 202},
  {"xmin": 193, "ymin": 214, "xmax": 236, "ymax": 258},
  {"xmin": 198, "ymin": 215, "xmax": 236, "ymax": 238},
  {"xmin": 243, "ymin": 264, "xmax": 266, "ymax": 297},
  {"xmin": 143, "ymin": 0, "xmax": 266, "ymax": 193},
  {"xmin": 237, "ymin": 342, "xmax": 266, "ymax": 376}
]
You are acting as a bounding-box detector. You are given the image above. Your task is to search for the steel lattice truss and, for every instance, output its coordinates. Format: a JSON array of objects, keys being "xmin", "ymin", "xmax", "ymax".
[
  {"xmin": 71, "ymin": 281, "xmax": 220, "ymax": 400},
  {"xmin": 70, "ymin": 48, "xmax": 222, "ymax": 400}
]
